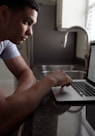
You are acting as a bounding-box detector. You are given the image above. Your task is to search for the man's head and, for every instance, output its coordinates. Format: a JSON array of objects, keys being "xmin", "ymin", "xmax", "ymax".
[{"xmin": 0, "ymin": 0, "xmax": 39, "ymax": 44}]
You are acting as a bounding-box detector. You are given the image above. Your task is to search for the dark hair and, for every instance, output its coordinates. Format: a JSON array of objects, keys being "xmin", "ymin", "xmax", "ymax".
[{"xmin": 0, "ymin": 0, "xmax": 39, "ymax": 12}]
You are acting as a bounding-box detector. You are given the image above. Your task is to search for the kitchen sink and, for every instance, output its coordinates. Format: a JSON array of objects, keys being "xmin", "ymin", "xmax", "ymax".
[
  {"xmin": 41, "ymin": 65, "xmax": 86, "ymax": 79},
  {"xmin": 41, "ymin": 65, "xmax": 76, "ymax": 71},
  {"xmin": 32, "ymin": 64, "xmax": 86, "ymax": 79},
  {"xmin": 64, "ymin": 70, "xmax": 86, "ymax": 79},
  {"xmin": 41, "ymin": 64, "xmax": 86, "ymax": 71},
  {"xmin": 42, "ymin": 70, "xmax": 86, "ymax": 79}
]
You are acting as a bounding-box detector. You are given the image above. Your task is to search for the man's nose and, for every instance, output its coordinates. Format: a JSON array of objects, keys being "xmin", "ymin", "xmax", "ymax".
[{"xmin": 27, "ymin": 27, "xmax": 33, "ymax": 36}]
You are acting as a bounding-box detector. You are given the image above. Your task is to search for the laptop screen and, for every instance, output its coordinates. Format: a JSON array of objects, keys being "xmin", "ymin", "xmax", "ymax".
[{"xmin": 87, "ymin": 43, "xmax": 95, "ymax": 85}]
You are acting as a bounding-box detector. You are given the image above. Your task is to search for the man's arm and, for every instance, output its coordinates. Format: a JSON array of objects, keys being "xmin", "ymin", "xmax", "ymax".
[
  {"xmin": 0, "ymin": 75, "xmax": 53, "ymax": 135},
  {"xmin": 4, "ymin": 56, "xmax": 37, "ymax": 92},
  {"xmin": 0, "ymin": 69, "xmax": 72, "ymax": 135},
  {"xmin": 0, "ymin": 56, "xmax": 72, "ymax": 135}
]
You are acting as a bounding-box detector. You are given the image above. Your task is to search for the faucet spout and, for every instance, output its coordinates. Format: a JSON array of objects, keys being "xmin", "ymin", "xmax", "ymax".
[{"xmin": 62, "ymin": 26, "xmax": 90, "ymax": 70}]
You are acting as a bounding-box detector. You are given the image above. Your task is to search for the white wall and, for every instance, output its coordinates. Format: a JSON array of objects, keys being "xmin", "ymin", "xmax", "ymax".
[
  {"xmin": 0, "ymin": 59, "xmax": 15, "ymax": 96},
  {"xmin": 0, "ymin": 59, "xmax": 13, "ymax": 80}
]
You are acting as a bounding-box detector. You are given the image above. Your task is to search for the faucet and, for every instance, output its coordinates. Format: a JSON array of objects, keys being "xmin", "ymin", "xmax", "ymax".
[{"xmin": 61, "ymin": 26, "xmax": 90, "ymax": 70}]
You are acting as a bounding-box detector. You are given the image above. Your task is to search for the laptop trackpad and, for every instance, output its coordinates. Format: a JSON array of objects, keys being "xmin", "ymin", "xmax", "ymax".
[{"xmin": 52, "ymin": 86, "xmax": 82, "ymax": 102}]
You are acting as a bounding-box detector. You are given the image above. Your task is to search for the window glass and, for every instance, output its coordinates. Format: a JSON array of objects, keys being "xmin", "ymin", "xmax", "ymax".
[
  {"xmin": 88, "ymin": 0, "xmax": 95, "ymax": 6},
  {"xmin": 86, "ymin": 0, "xmax": 95, "ymax": 41}
]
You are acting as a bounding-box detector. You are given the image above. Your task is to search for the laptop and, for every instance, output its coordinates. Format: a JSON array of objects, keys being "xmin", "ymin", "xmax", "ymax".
[{"xmin": 52, "ymin": 43, "xmax": 95, "ymax": 105}]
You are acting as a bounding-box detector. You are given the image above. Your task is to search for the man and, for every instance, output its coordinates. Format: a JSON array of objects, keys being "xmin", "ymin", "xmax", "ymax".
[{"xmin": 0, "ymin": 0, "xmax": 72, "ymax": 135}]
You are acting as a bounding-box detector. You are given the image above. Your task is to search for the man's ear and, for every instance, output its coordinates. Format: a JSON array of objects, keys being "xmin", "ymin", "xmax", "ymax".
[{"xmin": 0, "ymin": 5, "xmax": 10, "ymax": 21}]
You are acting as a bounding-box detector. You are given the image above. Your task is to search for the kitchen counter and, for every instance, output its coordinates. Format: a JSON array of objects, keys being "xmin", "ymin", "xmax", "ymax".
[
  {"xmin": 21, "ymin": 65, "xmax": 95, "ymax": 136},
  {"xmin": 21, "ymin": 92, "xmax": 70, "ymax": 136}
]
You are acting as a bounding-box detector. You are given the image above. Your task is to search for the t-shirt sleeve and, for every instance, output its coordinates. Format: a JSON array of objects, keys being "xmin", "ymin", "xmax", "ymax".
[{"xmin": 1, "ymin": 40, "xmax": 21, "ymax": 60}]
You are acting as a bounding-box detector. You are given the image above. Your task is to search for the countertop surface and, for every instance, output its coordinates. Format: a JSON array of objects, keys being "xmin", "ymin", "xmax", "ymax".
[
  {"xmin": 23, "ymin": 92, "xmax": 70, "ymax": 136},
  {"xmin": 21, "ymin": 65, "xmax": 95, "ymax": 136}
]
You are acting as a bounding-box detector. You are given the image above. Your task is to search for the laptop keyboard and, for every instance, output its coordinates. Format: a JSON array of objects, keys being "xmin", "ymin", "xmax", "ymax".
[{"xmin": 71, "ymin": 82, "xmax": 95, "ymax": 96}]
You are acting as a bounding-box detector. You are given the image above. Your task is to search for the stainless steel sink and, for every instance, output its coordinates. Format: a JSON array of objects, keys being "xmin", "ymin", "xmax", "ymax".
[
  {"xmin": 65, "ymin": 70, "xmax": 86, "ymax": 79},
  {"xmin": 41, "ymin": 65, "xmax": 86, "ymax": 79},
  {"xmin": 41, "ymin": 65, "xmax": 76, "ymax": 71},
  {"xmin": 42, "ymin": 70, "xmax": 86, "ymax": 79}
]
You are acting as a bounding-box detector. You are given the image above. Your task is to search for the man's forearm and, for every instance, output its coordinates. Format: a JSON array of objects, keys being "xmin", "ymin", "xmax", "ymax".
[
  {"xmin": 0, "ymin": 76, "xmax": 54, "ymax": 135},
  {"xmin": 0, "ymin": 70, "xmax": 72, "ymax": 135}
]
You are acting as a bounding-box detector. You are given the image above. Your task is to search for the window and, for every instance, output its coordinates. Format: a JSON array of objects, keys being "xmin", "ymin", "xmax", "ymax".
[{"xmin": 86, "ymin": 0, "xmax": 95, "ymax": 41}]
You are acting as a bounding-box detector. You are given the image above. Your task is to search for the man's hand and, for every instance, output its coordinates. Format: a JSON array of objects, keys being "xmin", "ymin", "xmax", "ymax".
[{"xmin": 46, "ymin": 70, "xmax": 72, "ymax": 87}]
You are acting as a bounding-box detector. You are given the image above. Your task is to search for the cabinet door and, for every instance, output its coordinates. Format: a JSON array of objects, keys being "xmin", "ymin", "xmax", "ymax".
[{"xmin": 56, "ymin": 0, "xmax": 87, "ymax": 31}]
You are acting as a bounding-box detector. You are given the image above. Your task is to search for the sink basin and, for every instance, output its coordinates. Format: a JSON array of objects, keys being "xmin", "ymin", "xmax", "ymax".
[
  {"xmin": 41, "ymin": 64, "xmax": 85, "ymax": 71},
  {"xmin": 41, "ymin": 65, "xmax": 76, "ymax": 71},
  {"xmin": 41, "ymin": 65, "xmax": 86, "ymax": 79},
  {"xmin": 32, "ymin": 64, "xmax": 86, "ymax": 79},
  {"xmin": 42, "ymin": 70, "xmax": 86, "ymax": 79},
  {"xmin": 64, "ymin": 70, "xmax": 86, "ymax": 79}
]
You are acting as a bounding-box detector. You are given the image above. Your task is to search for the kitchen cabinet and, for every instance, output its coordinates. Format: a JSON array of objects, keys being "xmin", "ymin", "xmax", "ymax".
[{"xmin": 56, "ymin": 0, "xmax": 87, "ymax": 31}]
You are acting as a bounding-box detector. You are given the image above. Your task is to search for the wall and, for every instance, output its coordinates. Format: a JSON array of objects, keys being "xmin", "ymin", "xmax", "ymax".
[
  {"xmin": 32, "ymin": 5, "xmax": 76, "ymax": 65},
  {"xmin": 17, "ymin": 36, "xmax": 32, "ymax": 66},
  {"xmin": 37, "ymin": 0, "xmax": 56, "ymax": 5},
  {"xmin": 0, "ymin": 59, "xmax": 15, "ymax": 96},
  {"xmin": 36, "ymin": 0, "xmax": 88, "ymax": 60},
  {"xmin": 76, "ymin": 31, "xmax": 88, "ymax": 59}
]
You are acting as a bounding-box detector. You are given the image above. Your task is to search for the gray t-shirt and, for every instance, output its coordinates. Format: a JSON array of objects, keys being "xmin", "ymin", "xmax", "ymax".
[{"xmin": 0, "ymin": 40, "xmax": 20, "ymax": 60}]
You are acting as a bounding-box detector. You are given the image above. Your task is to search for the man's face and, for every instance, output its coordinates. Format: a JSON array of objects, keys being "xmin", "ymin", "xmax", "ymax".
[{"xmin": 5, "ymin": 7, "xmax": 38, "ymax": 44}]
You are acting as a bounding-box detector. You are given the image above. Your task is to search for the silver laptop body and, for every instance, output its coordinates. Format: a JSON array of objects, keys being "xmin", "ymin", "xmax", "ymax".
[{"xmin": 52, "ymin": 44, "xmax": 95, "ymax": 104}]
